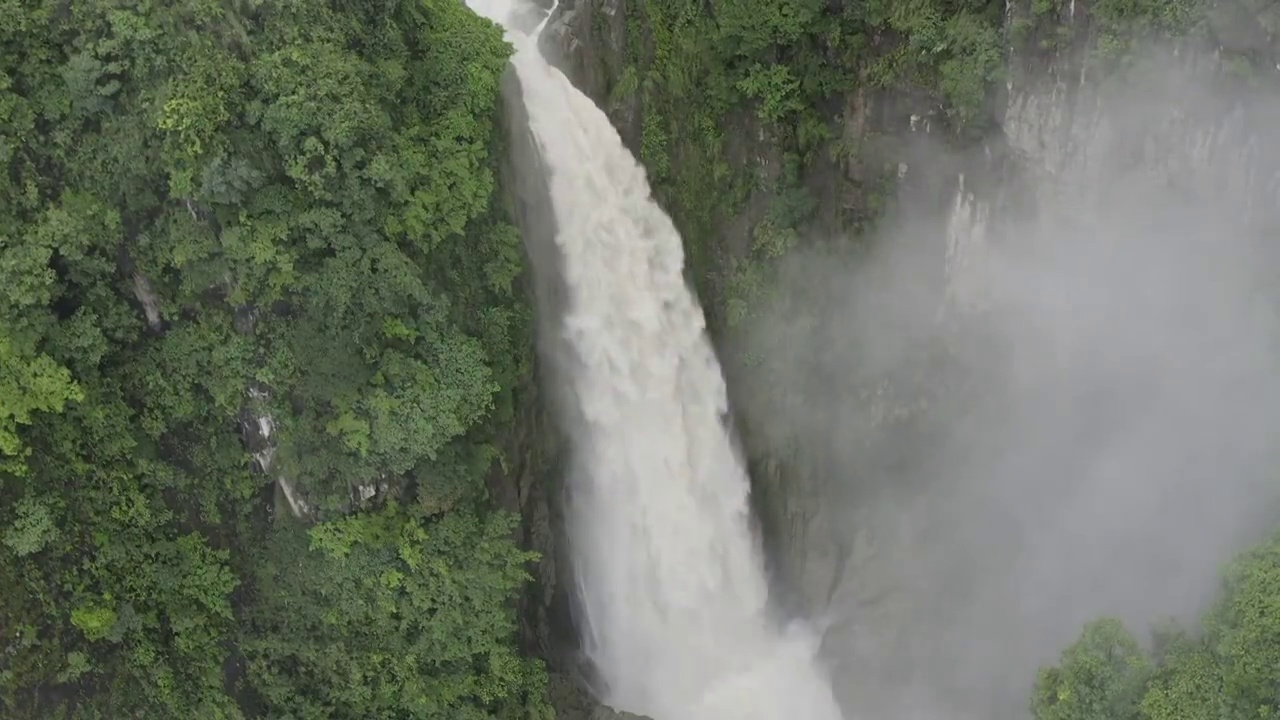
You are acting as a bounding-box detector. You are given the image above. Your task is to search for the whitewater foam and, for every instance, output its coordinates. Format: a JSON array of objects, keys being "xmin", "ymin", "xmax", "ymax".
[{"xmin": 468, "ymin": 2, "xmax": 845, "ymax": 718}]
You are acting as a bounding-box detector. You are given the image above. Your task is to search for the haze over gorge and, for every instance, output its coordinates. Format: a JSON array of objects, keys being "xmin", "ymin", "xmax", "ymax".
[
  {"xmin": 736, "ymin": 58, "xmax": 1280, "ymax": 719},
  {"xmin": 2, "ymin": 1, "xmax": 1280, "ymax": 719},
  {"xmin": 518, "ymin": 0, "xmax": 1280, "ymax": 717}
]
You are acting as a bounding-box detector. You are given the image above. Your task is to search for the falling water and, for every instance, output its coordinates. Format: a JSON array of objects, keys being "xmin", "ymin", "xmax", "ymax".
[{"xmin": 465, "ymin": 1, "xmax": 845, "ymax": 718}]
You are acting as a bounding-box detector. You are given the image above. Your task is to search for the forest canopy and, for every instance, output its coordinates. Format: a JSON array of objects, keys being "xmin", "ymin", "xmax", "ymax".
[
  {"xmin": 1033, "ymin": 530, "xmax": 1280, "ymax": 720},
  {"xmin": 0, "ymin": 0, "xmax": 547, "ymax": 717}
]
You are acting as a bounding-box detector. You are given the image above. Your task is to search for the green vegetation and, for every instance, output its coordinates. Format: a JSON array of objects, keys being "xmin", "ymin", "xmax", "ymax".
[
  {"xmin": 618, "ymin": 0, "xmax": 1271, "ymax": 331},
  {"xmin": 0, "ymin": 0, "xmax": 547, "ymax": 717},
  {"xmin": 1090, "ymin": 0, "xmax": 1206, "ymax": 60},
  {"xmin": 613, "ymin": 0, "xmax": 1007, "ymax": 328},
  {"xmin": 1033, "ymin": 531, "xmax": 1280, "ymax": 720}
]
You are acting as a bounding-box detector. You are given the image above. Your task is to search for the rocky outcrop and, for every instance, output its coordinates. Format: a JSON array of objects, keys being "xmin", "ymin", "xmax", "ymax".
[{"xmin": 538, "ymin": 0, "xmax": 635, "ymax": 140}]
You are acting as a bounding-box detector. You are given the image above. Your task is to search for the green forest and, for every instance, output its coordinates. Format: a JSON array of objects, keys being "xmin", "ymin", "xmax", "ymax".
[
  {"xmin": 2, "ymin": 0, "xmax": 1278, "ymax": 718},
  {"xmin": 0, "ymin": 0, "xmax": 548, "ymax": 716},
  {"xmin": 1032, "ymin": 532, "xmax": 1280, "ymax": 720}
]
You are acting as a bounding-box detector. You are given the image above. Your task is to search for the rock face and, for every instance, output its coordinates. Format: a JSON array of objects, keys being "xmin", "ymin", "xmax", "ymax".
[
  {"xmin": 538, "ymin": 0, "xmax": 626, "ymax": 105},
  {"xmin": 541, "ymin": 0, "xmax": 1280, "ymax": 600},
  {"xmin": 534, "ymin": 1, "xmax": 1280, "ymax": 719}
]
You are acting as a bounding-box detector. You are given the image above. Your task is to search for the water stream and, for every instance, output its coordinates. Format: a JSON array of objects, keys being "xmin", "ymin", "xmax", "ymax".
[{"xmin": 465, "ymin": 2, "xmax": 846, "ymax": 718}]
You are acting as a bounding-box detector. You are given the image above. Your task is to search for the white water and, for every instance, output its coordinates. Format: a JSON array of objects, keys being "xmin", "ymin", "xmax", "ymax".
[{"xmin": 466, "ymin": 2, "xmax": 845, "ymax": 718}]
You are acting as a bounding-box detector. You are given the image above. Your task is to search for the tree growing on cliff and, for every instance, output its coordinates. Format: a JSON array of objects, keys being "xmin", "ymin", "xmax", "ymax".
[{"xmin": 241, "ymin": 507, "xmax": 548, "ymax": 718}]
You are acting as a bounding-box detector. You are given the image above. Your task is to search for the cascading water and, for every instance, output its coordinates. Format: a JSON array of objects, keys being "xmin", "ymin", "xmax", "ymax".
[{"xmin": 466, "ymin": 2, "xmax": 846, "ymax": 718}]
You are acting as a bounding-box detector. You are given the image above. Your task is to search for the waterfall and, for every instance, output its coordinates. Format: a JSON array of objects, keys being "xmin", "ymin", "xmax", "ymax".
[{"xmin": 468, "ymin": 2, "xmax": 845, "ymax": 718}]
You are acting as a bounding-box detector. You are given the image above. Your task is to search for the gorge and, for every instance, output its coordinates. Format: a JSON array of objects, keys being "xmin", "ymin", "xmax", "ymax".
[{"xmin": 2, "ymin": 1, "xmax": 1280, "ymax": 719}]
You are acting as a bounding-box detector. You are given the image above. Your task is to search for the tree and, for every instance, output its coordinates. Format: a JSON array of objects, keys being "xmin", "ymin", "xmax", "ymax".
[
  {"xmin": 1032, "ymin": 618, "xmax": 1151, "ymax": 720},
  {"xmin": 241, "ymin": 507, "xmax": 551, "ymax": 719},
  {"xmin": 1035, "ymin": 530, "xmax": 1280, "ymax": 720}
]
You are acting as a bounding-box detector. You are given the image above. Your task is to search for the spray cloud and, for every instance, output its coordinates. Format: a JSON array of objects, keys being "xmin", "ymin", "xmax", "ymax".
[{"xmin": 734, "ymin": 45, "xmax": 1280, "ymax": 720}]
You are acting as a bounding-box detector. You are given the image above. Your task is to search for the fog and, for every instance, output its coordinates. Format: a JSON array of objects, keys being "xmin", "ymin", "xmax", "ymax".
[{"xmin": 733, "ymin": 48, "xmax": 1280, "ymax": 720}]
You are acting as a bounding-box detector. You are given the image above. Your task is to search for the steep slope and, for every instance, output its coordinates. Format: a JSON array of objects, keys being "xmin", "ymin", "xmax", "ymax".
[{"xmin": 540, "ymin": 1, "xmax": 1280, "ymax": 718}]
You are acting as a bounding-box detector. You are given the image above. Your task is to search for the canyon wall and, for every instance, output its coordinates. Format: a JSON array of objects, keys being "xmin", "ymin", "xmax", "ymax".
[{"xmin": 531, "ymin": 0, "xmax": 1280, "ymax": 717}]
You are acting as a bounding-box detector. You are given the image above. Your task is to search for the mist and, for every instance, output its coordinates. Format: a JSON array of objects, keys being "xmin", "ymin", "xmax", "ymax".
[{"xmin": 733, "ymin": 47, "xmax": 1280, "ymax": 720}]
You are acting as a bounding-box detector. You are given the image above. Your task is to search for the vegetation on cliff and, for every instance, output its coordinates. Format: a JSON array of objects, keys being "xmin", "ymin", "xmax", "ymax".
[
  {"xmin": 610, "ymin": 0, "xmax": 1008, "ymax": 328},
  {"xmin": 604, "ymin": 0, "xmax": 1280, "ymax": 718},
  {"xmin": 0, "ymin": 0, "xmax": 548, "ymax": 717},
  {"xmin": 607, "ymin": 0, "xmax": 1270, "ymax": 332}
]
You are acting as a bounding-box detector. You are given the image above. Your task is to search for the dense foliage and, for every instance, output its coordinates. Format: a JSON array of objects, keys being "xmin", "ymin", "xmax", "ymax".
[
  {"xmin": 1033, "ymin": 531, "xmax": 1280, "ymax": 720},
  {"xmin": 610, "ymin": 0, "xmax": 1268, "ymax": 329},
  {"xmin": 0, "ymin": 0, "xmax": 548, "ymax": 717},
  {"xmin": 243, "ymin": 508, "xmax": 545, "ymax": 719},
  {"xmin": 601, "ymin": 0, "xmax": 1009, "ymax": 331}
]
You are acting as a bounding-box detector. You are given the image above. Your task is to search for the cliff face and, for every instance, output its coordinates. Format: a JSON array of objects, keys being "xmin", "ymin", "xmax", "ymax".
[
  {"xmin": 538, "ymin": 0, "xmax": 993, "ymax": 621},
  {"xmin": 540, "ymin": 0, "xmax": 1280, "ymax": 597},
  {"xmin": 534, "ymin": 0, "xmax": 1280, "ymax": 717}
]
